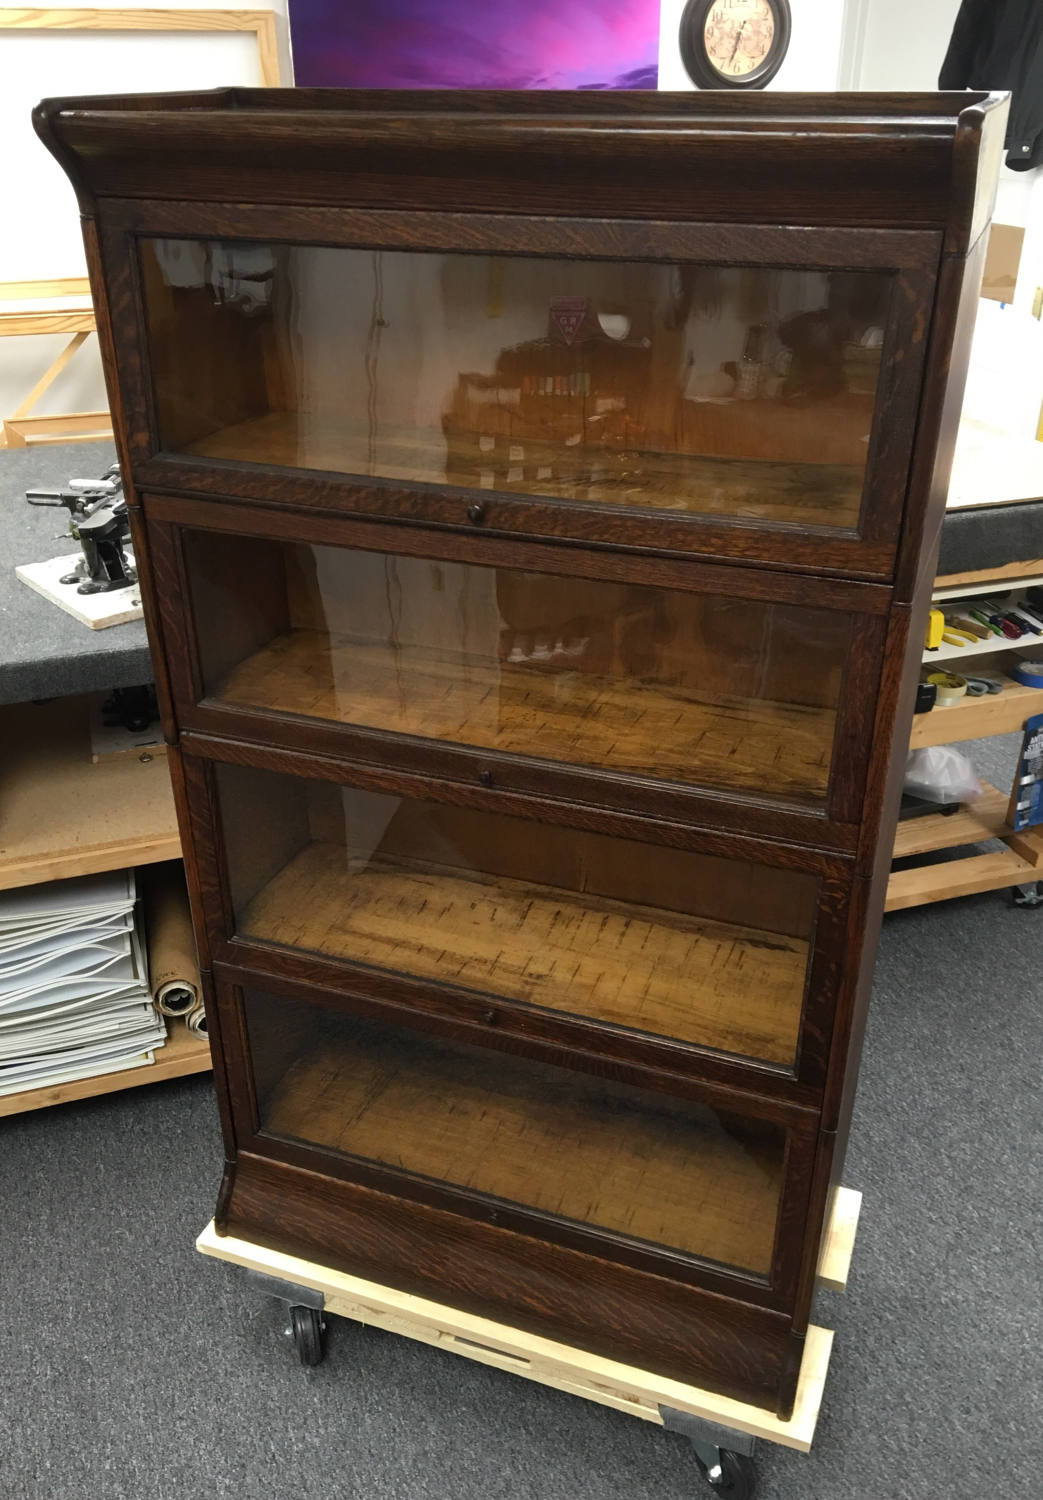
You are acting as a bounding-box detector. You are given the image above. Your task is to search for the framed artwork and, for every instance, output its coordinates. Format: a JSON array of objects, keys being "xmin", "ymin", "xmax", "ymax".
[{"xmin": 288, "ymin": 0, "xmax": 659, "ymax": 90}]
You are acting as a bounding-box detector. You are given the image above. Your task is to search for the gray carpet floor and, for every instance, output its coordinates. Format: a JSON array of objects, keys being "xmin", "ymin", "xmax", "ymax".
[{"xmin": 1, "ymin": 447, "xmax": 1040, "ymax": 1498}]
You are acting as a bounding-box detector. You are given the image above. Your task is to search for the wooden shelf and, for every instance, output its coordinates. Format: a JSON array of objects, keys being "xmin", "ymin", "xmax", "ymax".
[
  {"xmin": 241, "ymin": 841, "xmax": 808, "ymax": 1066},
  {"xmin": 0, "ymin": 697, "xmax": 180, "ymax": 891},
  {"xmin": 0, "ymin": 1019, "xmax": 211, "ymax": 1118},
  {"xmin": 188, "ymin": 411, "xmax": 865, "ymax": 529},
  {"xmin": 262, "ymin": 1017, "xmax": 783, "ymax": 1275},
  {"xmin": 886, "ymin": 844, "xmax": 1043, "ymax": 911},
  {"xmin": 220, "ymin": 629, "xmax": 835, "ymax": 802},
  {"xmin": 908, "ymin": 671, "xmax": 1043, "ymax": 748},
  {"xmin": 891, "ymin": 781, "xmax": 1011, "ymax": 858}
]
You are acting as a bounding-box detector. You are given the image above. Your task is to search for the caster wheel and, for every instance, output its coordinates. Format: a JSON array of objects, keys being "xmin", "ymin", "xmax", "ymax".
[
  {"xmin": 693, "ymin": 1449, "xmax": 755, "ymax": 1499},
  {"xmin": 1012, "ymin": 882, "xmax": 1043, "ymax": 908},
  {"xmin": 290, "ymin": 1304, "xmax": 326, "ymax": 1366}
]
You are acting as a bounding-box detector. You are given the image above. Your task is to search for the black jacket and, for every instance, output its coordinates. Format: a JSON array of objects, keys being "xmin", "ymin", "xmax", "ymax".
[{"xmin": 940, "ymin": 0, "xmax": 1043, "ymax": 169}]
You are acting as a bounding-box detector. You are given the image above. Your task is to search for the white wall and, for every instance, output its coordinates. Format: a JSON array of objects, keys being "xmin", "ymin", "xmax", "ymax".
[
  {"xmin": 849, "ymin": 0, "xmax": 960, "ymax": 91},
  {"xmin": 1, "ymin": 0, "xmax": 289, "ymax": 423}
]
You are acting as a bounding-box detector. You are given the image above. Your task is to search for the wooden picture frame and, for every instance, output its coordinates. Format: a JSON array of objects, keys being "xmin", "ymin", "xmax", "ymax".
[{"xmin": 0, "ymin": 9, "xmax": 281, "ymax": 446}]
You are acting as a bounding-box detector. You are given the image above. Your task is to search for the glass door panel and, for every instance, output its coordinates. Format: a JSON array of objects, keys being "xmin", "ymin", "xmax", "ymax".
[
  {"xmin": 184, "ymin": 528, "xmax": 851, "ymax": 806},
  {"xmin": 141, "ymin": 237, "xmax": 890, "ymax": 532},
  {"xmin": 243, "ymin": 988, "xmax": 785, "ymax": 1276},
  {"xmin": 216, "ymin": 761, "xmax": 818, "ymax": 1069}
]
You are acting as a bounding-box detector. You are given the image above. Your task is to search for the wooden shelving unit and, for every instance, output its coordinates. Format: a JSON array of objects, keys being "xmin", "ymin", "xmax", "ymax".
[
  {"xmin": 888, "ymin": 557, "xmax": 1043, "ymax": 910},
  {"xmin": 0, "ymin": 694, "xmax": 210, "ymax": 1114},
  {"xmin": 908, "ymin": 666, "xmax": 1042, "ymax": 749},
  {"xmin": 0, "ymin": 1018, "xmax": 210, "ymax": 1118},
  {"xmin": 0, "ymin": 695, "xmax": 180, "ymax": 890}
]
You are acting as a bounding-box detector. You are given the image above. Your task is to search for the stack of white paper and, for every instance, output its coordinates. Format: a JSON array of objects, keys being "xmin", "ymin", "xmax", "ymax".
[{"xmin": 0, "ymin": 871, "xmax": 166, "ymax": 1097}]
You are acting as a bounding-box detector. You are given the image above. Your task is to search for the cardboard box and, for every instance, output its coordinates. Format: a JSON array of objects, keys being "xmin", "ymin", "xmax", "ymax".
[{"xmin": 981, "ymin": 222, "xmax": 1025, "ymax": 304}]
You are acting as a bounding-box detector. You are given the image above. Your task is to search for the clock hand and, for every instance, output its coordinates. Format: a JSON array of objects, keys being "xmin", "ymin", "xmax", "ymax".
[{"xmin": 729, "ymin": 20, "xmax": 748, "ymax": 65}]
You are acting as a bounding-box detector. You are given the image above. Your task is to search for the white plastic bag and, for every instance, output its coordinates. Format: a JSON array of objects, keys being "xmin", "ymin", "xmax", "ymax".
[{"xmin": 903, "ymin": 746, "xmax": 982, "ymax": 805}]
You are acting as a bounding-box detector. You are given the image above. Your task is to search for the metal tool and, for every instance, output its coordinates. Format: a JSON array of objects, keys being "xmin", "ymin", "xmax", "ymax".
[{"xmin": 26, "ymin": 462, "xmax": 136, "ymax": 594}]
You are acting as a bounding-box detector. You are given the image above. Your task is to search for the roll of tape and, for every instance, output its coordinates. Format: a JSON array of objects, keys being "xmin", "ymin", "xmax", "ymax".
[
  {"xmin": 1013, "ymin": 659, "xmax": 1043, "ymax": 689},
  {"xmin": 927, "ymin": 670, "xmax": 968, "ymax": 706}
]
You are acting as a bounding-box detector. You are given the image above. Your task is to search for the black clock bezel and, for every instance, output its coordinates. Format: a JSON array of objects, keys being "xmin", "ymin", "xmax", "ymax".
[{"xmin": 679, "ymin": 0, "xmax": 792, "ymax": 91}]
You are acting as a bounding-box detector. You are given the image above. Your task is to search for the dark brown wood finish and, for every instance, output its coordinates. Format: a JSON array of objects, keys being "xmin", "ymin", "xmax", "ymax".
[
  {"xmin": 177, "ymin": 737, "xmax": 852, "ymax": 1102},
  {"xmin": 94, "ymin": 202, "xmax": 939, "ymax": 579},
  {"xmin": 36, "ymin": 89, "xmax": 1005, "ymax": 1419},
  {"xmin": 226, "ymin": 1145, "xmax": 803, "ymax": 1413},
  {"xmin": 142, "ymin": 492, "xmax": 889, "ymax": 851},
  {"xmin": 210, "ymin": 962, "xmax": 819, "ymax": 1304}
]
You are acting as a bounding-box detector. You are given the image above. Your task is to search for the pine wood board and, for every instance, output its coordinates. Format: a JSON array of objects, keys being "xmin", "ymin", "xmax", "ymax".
[
  {"xmin": 0, "ymin": 309, "xmax": 95, "ymax": 338},
  {"xmin": 262, "ymin": 1024, "xmax": 783, "ymax": 1274},
  {"xmin": 935, "ymin": 559, "xmax": 1043, "ymax": 589},
  {"xmin": 0, "ymin": 9, "xmax": 282, "ymax": 86},
  {"xmin": 219, "ymin": 630, "xmax": 835, "ymax": 801},
  {"xmin": 0, "ymin": 1019, "xmax": 210, "ymax": 1117},
  {"xmin": 891, "ymin": 781, "xmax": 1010, "ymax": 858},
  {"xmin": 0, "ymin": 697, "xmax": 180, "ymax": 890},
  {"xmin": 885, "ymin": 846, "xmax": 1040, "ymax": 911},
  {"xmin": 815, "ymin": 1186, "xmax": 861, "ymax": 1293},
  {"xmin": 187, "ymin": 411, "xmax": 864, "ymax": 529},
  {"xmin": 197, "ymin": 1218, "xmax": 846, "ymax": 1449},
  {"xmin": 241, "ymin": 841, "xmax": 807, "ymax": 1064},
  {"xmin": 908, "ymin": 674, "xmax": 1043, "ymax": 748},
  {"xmin": 0, "ymin": 276, "xmax": 92, "ymax": 302}
]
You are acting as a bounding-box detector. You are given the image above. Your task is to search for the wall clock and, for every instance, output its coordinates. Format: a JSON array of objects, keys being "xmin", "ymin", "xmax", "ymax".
[{"xmin": 679, "ymin": 0, "xmax": 792, "ymax": 90}]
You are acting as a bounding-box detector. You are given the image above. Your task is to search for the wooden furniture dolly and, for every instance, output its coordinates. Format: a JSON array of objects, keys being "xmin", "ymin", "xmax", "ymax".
[{"xmin": 197, "ymin": 1186, "xmax": 861, "ymax": 1500}]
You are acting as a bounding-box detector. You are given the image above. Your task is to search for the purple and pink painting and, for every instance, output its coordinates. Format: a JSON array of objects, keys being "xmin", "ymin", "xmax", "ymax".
[{"xmin": 288, "ymin": 0, "xmax": 660, "ymax": 91}]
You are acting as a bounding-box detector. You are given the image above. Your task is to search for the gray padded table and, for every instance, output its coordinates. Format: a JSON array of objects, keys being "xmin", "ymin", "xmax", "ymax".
[{"xmin": 1, "ymin": 440, "xmax": 153, "ymax": 706}]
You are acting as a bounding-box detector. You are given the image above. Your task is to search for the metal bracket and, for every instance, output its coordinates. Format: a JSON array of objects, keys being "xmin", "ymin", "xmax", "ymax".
[
  {"xmin": 241, "ymin": 1266, "xmax": 325, "ymax": 1312},
  {"xmin": 658, "ymin": 1405, "xmax": 757, "ymax": 1458}
]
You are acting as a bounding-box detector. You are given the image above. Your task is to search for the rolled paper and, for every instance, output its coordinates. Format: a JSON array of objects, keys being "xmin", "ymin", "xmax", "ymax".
[
  {"xmin": 185, "ymin": 1002, "xmax": 208, "ymax": 1040},
  {"xmin": 143, "ymin": 863, "xmax": 201, "ymax": 1018}
]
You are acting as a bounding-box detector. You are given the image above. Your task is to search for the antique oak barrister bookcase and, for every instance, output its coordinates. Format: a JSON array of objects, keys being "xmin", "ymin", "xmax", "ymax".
[{"xmin": 37, "ymin": 89, "xmax": 1006, "ymax": 1418}]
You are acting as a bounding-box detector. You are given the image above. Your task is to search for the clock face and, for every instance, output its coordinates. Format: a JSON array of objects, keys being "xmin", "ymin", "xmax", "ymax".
[
  {"xmin": 704, "ymin": 0, "xmax": 776, "ymax": 80},
  {"xmin": 679, "ymin": 0, "xmax": 791, "ymax": 90}
]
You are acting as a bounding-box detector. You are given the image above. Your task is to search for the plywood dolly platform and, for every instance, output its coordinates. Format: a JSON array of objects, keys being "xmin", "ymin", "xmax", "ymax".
[{"xmin": 197, "ymin": 1187, "xmax": 861, "ymax": 1500}]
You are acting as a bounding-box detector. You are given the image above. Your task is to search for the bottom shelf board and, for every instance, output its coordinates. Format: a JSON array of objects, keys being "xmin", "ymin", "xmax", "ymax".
[
  {"xmin": 891, "ymin": 782, "xmax": 1011, "ymax": 860},
  {"xmin": 0, "ymin": 1021, "xmax": 211, "ymax": 1118},
  {"xmin": 260, "ymin": 1025, "xmax": 781, "ymax": 1276},
  {"xmin": 886, "ymin": 832, "xmax": 1043, "ymax": 912},
  {"xmin": 197, "ymin": 1209, "xmax": 852, "ymax": 1452}
]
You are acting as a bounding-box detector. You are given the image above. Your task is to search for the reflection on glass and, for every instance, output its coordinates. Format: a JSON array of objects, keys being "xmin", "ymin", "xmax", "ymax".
[
  {"xmin": 218, "ymin": 762, "xmax": 817, "ymax": 1067},
  {"xmin": 142, "ymin": 238, "xmax": 889, "ymax": 528},
  {"xmin": 244, "ymin": 989, "xmax": 785, "ymax": 1274},
  {"xmin": 185, "ymin": 530, "xmax": 849, "ymax": 804}
]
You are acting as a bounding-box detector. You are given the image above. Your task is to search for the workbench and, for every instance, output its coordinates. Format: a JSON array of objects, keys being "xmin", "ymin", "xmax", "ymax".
[{"xmin": 0, "ymin": 440, "xmax": 210, "ymax": 1115}]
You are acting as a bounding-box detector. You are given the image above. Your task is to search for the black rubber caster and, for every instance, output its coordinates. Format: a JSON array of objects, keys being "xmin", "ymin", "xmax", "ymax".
[
  {"xmin": 693, "ymin": 1449, "xmax": 755, "ymax": 1499},
  {"xmin": 1012, "ymin": 882, "xmax": 1043, "ymax": 908},
  {"xmin": 289, "ymin": 1304, "xmax": 326, "ymax": 1366}
]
